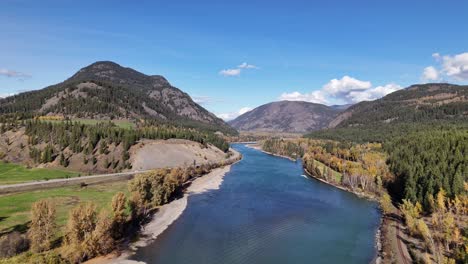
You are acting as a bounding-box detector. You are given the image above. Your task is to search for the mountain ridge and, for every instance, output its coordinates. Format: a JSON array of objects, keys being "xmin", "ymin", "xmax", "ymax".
[
  {"xmin": 329, "ymin": 83, "xmax": 468, "ymax": 128},
  {"xmin": 0, "ymin": 61, "xmax": 236, "ymax": 134},
  {"xmin": 229, "ymin": 100, "xmax": 342, "ymax": 133}
]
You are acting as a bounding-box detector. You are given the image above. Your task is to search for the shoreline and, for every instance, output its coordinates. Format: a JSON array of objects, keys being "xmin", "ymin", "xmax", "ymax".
[
  {"xmin": 88, "ymin": 153, "xmax": 241, "ymax": 264},
  {"xmin": 244, "ymin": 144, "xmax": 297, "ymax": 162},
  {"xmin": 250, "ymin": 144, "xmax": 384, "ymax": 264},
  {"xmin": 244, "ymin": 144, "xmax": 385, "ymax": 263},
  {"xmin": 303, "ymin": 168, "xmax": 379, "ymax": 201},
  {"xmin": 302, "ymin": 167, "xmax": 383, "ymax": 264}
]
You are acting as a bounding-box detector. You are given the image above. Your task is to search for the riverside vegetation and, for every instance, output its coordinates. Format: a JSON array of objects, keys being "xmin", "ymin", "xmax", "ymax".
[
  {"xmin": 0, "ymin": 153, "xmax": 241, "ymax": 263},
  {"xmin": 261, "ymin": 127, "xmax": 468, "ymax": 264}
]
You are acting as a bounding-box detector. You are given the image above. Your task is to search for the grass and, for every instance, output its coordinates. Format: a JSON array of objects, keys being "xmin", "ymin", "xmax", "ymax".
[
  {"xmin": 0, "ymin": 162, "xmax": 80, "ymax": 185},
  {"xmin": 73, "ymin": 118, "xmax": 135, "ymax": 129},
  {"xmin": 0, "ymin": 181, "xmax": 128, "ymax": 235},
  {"xmin": 43, "ymin": 118, "xmax": 135, "ymax": 129},
  {"xmin": 312, "ymin": 159, "xmax": 342, "ymax": 183}
]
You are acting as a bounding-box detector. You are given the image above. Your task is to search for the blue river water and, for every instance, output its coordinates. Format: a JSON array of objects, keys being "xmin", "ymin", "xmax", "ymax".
[{"xmin": 131, "ymin": 144, "xmax": 381, "ymax": 263}]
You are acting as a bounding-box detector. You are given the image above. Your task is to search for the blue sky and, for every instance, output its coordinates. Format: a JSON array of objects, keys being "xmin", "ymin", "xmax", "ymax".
[{"xmin": 1, "ymin": 0, "xmax": 468, "ymax": 120}]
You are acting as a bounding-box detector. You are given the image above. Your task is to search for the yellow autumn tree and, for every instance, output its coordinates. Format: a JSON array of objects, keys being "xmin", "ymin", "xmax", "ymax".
[
  {"xmin": 111, "ymin": 192, "xmax": 127, "ymax": 238},
  {"xmin": 400, "ymin": 199, "xmax": 422, "ymax": 235},
  {"xmin": 28, "ymin": 199, "xmax": 57, "ymax": 253},
  {"xmin": 380, "ymin": 192, "xmax": 393, "ymax": 215}
]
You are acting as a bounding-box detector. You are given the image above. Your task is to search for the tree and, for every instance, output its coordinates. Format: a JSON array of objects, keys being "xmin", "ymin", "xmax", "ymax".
[
  {"xmin": 63, "ymin": 202, "xmax": 97, "ymax": 263},
  {"xmin": 28, "ymin": 199, "xmax": 56, "ymax": 253},
  {"xmin": 380, "ymin": 192, "xmax": 393, "ymax": 215},
  {"xmin": 111, "ymin": 192, "xmax": 127, "ymax": 239},
  {"xmin": 400, "ymin": 199, "xmax": 422, "ymax": 235},
  {"xmin": 83, "ymin": 210, "xmax": 114, "ymax": 257},
  {"xmin": 436, "ymin": 188, "xmax": 447, "ymax": 213},
  {"xmin": 415, "ymin": 219, "xmax": 433, "ymax": 251},
  {"xmin": 128, "ymin": 192, "xmax": 145, "ymax": 224}
]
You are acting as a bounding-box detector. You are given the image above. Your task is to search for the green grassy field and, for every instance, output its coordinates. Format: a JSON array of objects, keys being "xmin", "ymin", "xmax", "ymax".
[
  {"xmin": 0, "ymin": 162, "xmax": 80, "ymax": 185},
  {"xmin": 73, "ymin": 118, "xmax": 135, "ymax": 129},
  {"xmin": 312, "ymin": 159, "xmax": 342, "ymax": 183},
  {"xmin": 0, "ymin": 181, "xmax": 128, "ymax": 235},
  {"xmin": 43, "ymin": 118, "xmax": 135, "ymax": 129}
]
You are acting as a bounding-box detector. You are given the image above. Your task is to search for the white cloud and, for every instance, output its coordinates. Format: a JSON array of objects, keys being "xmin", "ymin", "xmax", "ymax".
[
  {"xmin": 217, "ymin": 107, "xmax": 253, "ymax": 121},
  {"xmin": 421, "ymin": 66, "xmax": 439, "ymax": 81},
  {"xmin": 219, "ymin": 62, "xmax": 258, "ymax": 77},
  {"xmin": 279, "ymin": 76, "xmax": 402, "ymax": 105},
  {"xmin": 238, "ymin": 62, "xmax": 258, "ymax": 69},
  {"xmin": 219, "ymin": 68, "xmax": 241, "ymax": 77},
  {"xmin": 238, "ymin": 107, "xmax": 252, "ymax": 115},
  {"xmin": 278, "ymin": 90, "xmax": 327, "ymax": 104},
  {"xmin": 439, "ymin": 52, "xmax": 468, "ymax": 80},
  {"xmin": 346, "ymin": 83, "xmax": 402, "ymax": 103},
  {"xmin": 322, "ymin": 76, "xmax": 372, "ymax": 96},
  {"xmin": 424, "ymin": 52, "xmax": 468, "ymax": 81},
  {"xmin": 0, "ymin": 68, "xmax": 31, "ymax": 79},
  {"xmin": 191, "ymin": 95, "xmax": 223, "ymax": 105}
]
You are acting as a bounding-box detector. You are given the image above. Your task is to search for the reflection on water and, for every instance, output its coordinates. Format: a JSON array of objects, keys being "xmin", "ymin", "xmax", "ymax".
[{"xmin": 131, "ymin": 144, "xmax": 380, "ymax": 264}]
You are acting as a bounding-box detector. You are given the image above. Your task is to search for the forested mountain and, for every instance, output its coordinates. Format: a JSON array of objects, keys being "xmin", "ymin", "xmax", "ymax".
[
  {"xmin": 229, "ymin": 101, "xmax": 341, "ymax": 133},
  {"xmin": 306, "ymin": 83, "xmax": 468, "ymax": 143},
  {"xmin": 0, "ymin": 61, "xmax": 236, "ymax": 134},
  {"xmin": 329, "ymin": 83, "xmax": 468, "ymax": 128}
]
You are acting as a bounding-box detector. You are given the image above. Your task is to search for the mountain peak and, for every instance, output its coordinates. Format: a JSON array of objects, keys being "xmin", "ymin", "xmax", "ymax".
[
  {"xmin": 229, "ymin": 100, "xmax": 341, "ymax": 133},
  {"xmin": 0, "ymin": 61, "xmax": 236, "ymax": 134}
]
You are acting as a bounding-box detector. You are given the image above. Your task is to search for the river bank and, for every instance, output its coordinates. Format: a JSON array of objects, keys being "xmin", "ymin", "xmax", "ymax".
[
  {"xmin": 245, "ymin": 143, "xmax": 297, "ymax": 162},
  {"xmin": 88, "ymin": 153, "xmax": 241, "ymax": 264},
  {"xmin": 114, "ymin": 144, "xmax": 380, "ymax": 264},
  {"xmin": 302, "ymin": 167, "xmax": 385, "ymax": 264},
  {"xmin": 249, "ymin": 143, "xmax": 387, "ymax": 263}
]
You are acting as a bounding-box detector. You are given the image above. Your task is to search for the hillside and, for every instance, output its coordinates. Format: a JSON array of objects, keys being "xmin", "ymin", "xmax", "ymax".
[
  {"xmin": 329, "ymin": 83, "xmax": 468, "ymax": 128},
  {"xmin": 307, "ymin": 83, "xmax": 468, "ymax": 143},
  {"xmin": 0, "ymin": 119, "xmax": 231, "ymax": 174},
  {"xmin": 229, "ymin": 101, "xmax": 341, "ymax": 133},
  {"xmin": 0, "ymin": 61, "xmax": 236, "ymax": 134}
]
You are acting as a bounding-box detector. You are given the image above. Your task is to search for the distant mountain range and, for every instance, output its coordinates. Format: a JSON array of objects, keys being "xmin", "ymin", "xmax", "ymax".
[
  {"xmin": 229, "ymin": 101, "xmax": 344, "ymax": 133},
  {"xmin": 230, "ymin": 83, "xmax": 467, "ymax": 133},
  {"xmin": 0, "ymin": 61, "xmax": 236, "ymax": 134},
  {"xmin": 3, "ymin": 63, "xmax": 465, "ymax": 135}
]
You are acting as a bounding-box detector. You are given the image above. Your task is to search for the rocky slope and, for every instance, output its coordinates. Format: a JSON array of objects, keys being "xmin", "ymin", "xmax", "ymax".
[
  {"xmin": 229, "ymin": 101, "xmax": 341, "ymax": 133},
  {"xmin": 0, "ymin": 61, "xmax": 236, "ymax": 134}
]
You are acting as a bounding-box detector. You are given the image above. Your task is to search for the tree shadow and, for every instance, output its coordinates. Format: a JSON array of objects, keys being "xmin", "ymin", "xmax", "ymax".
[{"xmin": 0, "ymin": 221, "xmax": 30, "ymax": 236}]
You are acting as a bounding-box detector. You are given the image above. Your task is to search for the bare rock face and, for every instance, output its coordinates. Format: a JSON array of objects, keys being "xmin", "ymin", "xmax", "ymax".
[
  {"xmin": 229, "ymin": 101, "xmax": 342, "ymax": 133},
  {"xmin": 0, "ymin": 61, "xmax": 236, "ymax": 134}
]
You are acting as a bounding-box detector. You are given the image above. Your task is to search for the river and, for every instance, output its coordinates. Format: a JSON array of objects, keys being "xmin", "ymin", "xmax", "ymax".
[{"xmin": 130, "ymin": 144, "xmax": 381, "ymax": 263}]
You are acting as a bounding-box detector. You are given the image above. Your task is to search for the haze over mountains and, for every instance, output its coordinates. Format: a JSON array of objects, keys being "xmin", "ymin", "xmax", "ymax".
[{"xmin": 0, "ymin": 61, "xmax": 235, "ymax": 134}]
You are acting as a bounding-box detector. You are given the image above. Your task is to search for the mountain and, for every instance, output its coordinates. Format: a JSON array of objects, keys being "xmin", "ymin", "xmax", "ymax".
[
  {"xmin": 229, "ymin": 101, "xmax": 341, "ymax": 133},
  {"xmin": 0, "ymin": 61, "xmax": 236, "ymax": 134},
  {"xmin": 330, "ymin": 104, "xmax": 353, "ymax": 111},
  {"xmin": 329, "ymin": 83, "xmax": 468, "ymax": 128}
]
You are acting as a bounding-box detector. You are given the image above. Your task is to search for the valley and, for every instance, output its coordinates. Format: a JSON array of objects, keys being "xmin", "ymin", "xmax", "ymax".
[{"xmin": 0, "ymin": 63, "xmax": 466, "ymax": 264}]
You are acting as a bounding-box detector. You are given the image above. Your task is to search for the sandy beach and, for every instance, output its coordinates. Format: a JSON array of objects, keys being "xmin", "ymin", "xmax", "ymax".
[{"xmin": 90, "ymin": 164, "xmax": 235, "ymax": 264}]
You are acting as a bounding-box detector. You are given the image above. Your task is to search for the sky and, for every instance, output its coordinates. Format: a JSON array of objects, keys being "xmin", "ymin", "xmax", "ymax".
[{"xmin": 1, "ymin": 0, "xmax": 468, "ymax": 120}]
